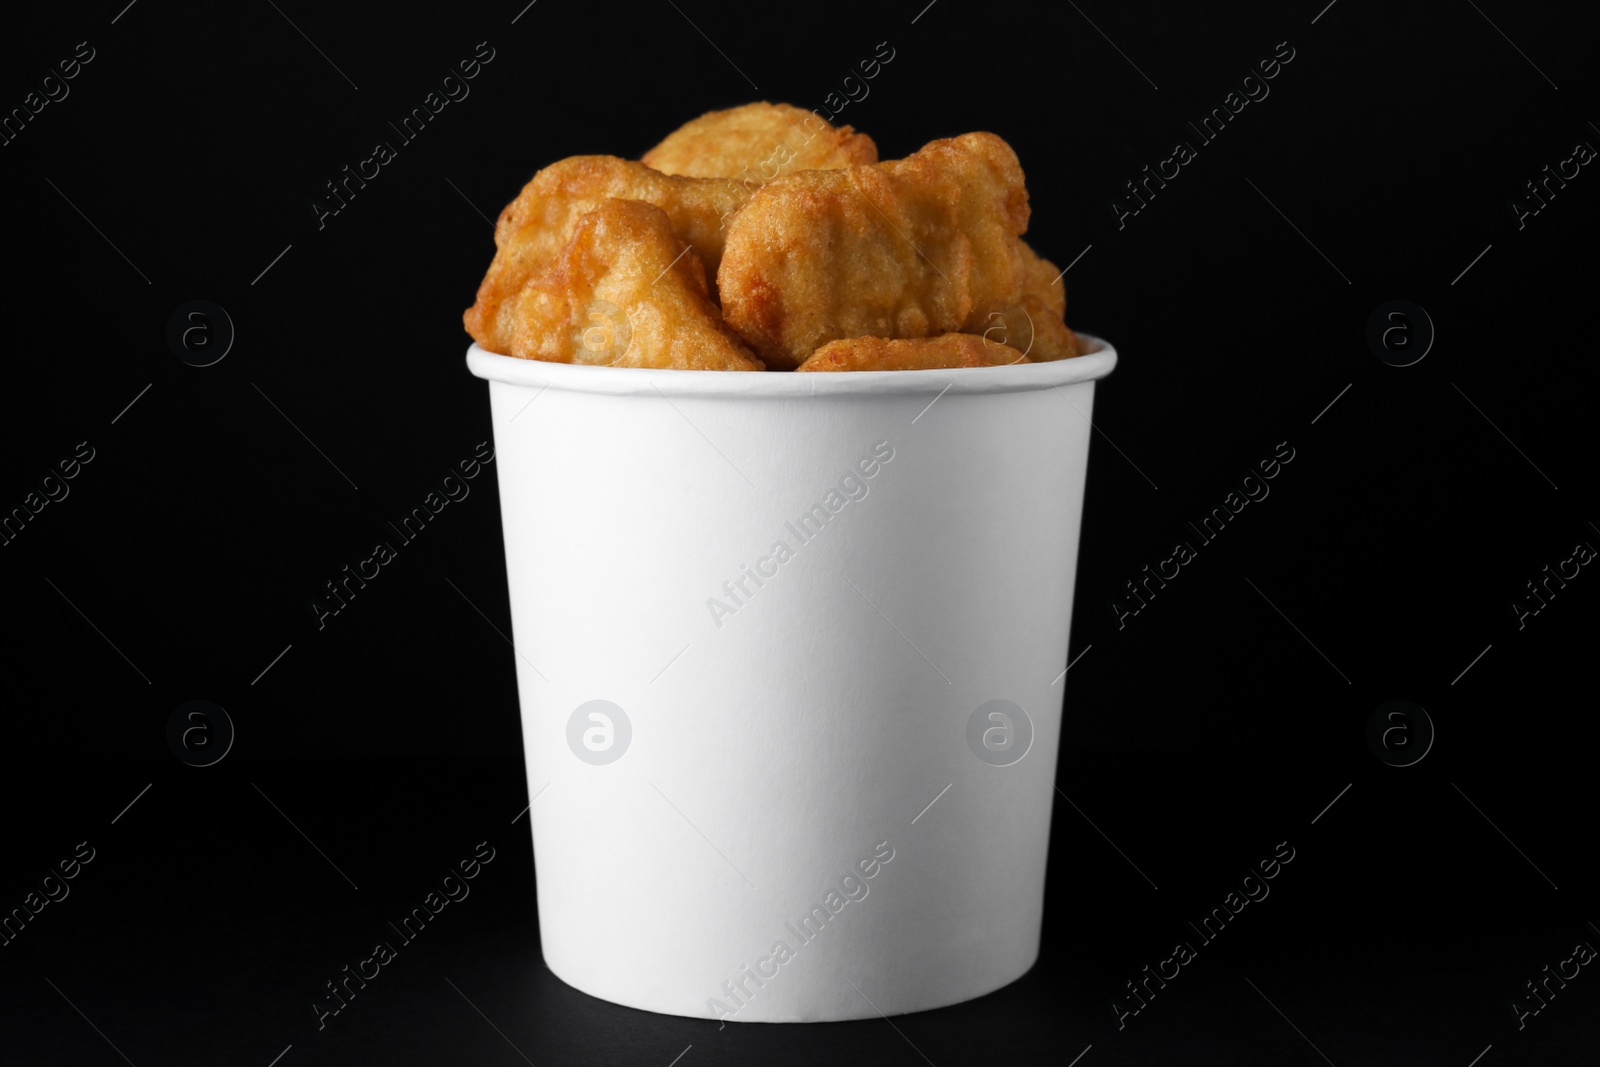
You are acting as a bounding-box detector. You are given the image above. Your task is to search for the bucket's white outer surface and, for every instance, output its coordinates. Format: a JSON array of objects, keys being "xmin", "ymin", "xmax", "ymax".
[{"xmin": 468, "ymin": 338, "xmax": 1116, "ymax": 1022}]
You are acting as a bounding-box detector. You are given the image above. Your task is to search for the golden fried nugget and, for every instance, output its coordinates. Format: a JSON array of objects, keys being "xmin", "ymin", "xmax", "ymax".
[
  {"xmin": 796, "ymin": 333, "xmax": 1028, "ymax": 372},
  {"xmin": 718, "ymin": 132, "xmax": 1032, "ymax": 370},
  {"xmin": 976, "ymin": 244, "xmax": 1079, "ymax": 361},
  {"xmin": 499, "ymin": 198, "xmax": 763, "ymax": 371},
  {"xmin": 463, "ymin": 156, "xmax": 754, "ymax": 354},
  {"xmin": 642, "ymin": 102, "xmax": 878, "ymax": 179}
]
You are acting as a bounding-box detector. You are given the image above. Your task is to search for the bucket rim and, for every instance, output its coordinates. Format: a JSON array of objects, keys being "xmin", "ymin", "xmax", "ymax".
[{"xmin": 466, "ymin": 334, "xmax": 1117, "ymax": 399}]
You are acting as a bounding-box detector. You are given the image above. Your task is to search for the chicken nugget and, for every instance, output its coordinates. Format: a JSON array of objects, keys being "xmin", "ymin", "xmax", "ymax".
[
  {"xmin": 642, "ymin": 102, "xmax": 877, "ymax": 179},
  {"xmin": 718, "ymin": 132, "xmax": 1032, "ymax": 370},
  {"xmin": 795, "ymin": 333, "xmax": 1028, "ymax": 372},
  {"xmin": 975, "ymin": 243, "xmax": 1079, "ymax": 361},
  {"xmin": 463, "ymin": 156, "xmax": 753, "ymax": 354},
  {"xmin": 499, "ymin": 198, "xmax": 763, "ymax": 371}
]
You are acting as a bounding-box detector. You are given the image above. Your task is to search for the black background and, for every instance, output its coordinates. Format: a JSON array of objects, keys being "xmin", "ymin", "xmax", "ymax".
[{"xmin": 2, "ymin": 1, "xmax": 1596, "ymax": 1064}]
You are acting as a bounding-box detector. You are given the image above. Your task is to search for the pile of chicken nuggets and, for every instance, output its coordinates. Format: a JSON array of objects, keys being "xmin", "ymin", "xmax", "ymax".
[{"xmin": 463, "ymin": 102, "xmax": 1080, "ymax": 372}]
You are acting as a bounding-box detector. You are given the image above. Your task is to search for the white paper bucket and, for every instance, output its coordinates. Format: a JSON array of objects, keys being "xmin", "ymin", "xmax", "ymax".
[{"xmin": 467, "ymin": 336, "xmax": 1116, "ymax": 1022}]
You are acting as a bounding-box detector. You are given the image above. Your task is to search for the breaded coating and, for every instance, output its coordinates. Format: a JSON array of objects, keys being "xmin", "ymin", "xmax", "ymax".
[
  {"xmin": 796, "ymin": 333, "xmax": 1029, "ymax": 372},
  {"xmin": 498, "ymin": 198, "xmax": 763, "ymax": 370},
  {"xmin": 642, "ymin": 102, "xmax": 878, "ymax": 179},
  {"xmin": 463, "ymin": 156, "xmax": 754, "ymax": 353},
  {"xmin": 718, "ymin": 132, "xmax": 1032, "ymax": 370},
  {"xmin": 978, "ymin": 243, "xmax": 1079, "ymax": 361}
]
